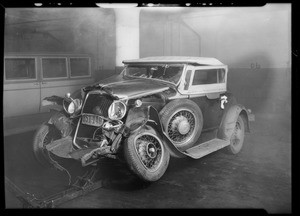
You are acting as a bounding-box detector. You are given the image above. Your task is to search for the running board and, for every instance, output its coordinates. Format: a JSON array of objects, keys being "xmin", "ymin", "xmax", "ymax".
[{"xmin": 184, "ymin": 138, "xmax": 230, "ymax": 159}]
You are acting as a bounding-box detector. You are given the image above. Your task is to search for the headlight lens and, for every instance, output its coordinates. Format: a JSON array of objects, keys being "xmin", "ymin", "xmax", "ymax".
[
  {"xmin": 108, "ymin": 101, "xmax": 127, "ymax": 120},
  {"xmin": 67, "ymin": 99, "xmax": 82, "ymax": 114}
]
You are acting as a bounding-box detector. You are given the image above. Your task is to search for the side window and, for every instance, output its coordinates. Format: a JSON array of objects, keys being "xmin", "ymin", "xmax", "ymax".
[
  {"xmin": 192, "ymin": 69, "xmax": 225, "ymax": 85},
  {"xmin": 218, "ymin": 69, "xmax": 225, "ymax": 83},
  {"xmin": 184, "ymin": 70, "xmax": 192, "ymax": 90},
  {"xmin": 5, "ymin": 58, "xmax": 36, "ymax": 80},
  {"xmin": 42, "ymin": 58, "xmax": 67, "ymax": 78},
  {"xmin": 70, "ymin": 57, "xmax": 90, "ymax": 77}
]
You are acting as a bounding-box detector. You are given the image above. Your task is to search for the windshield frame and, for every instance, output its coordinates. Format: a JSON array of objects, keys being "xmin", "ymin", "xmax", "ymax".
[{"xmin": 122, "ymin": 63, "xmax": 187, "ymax": 86}]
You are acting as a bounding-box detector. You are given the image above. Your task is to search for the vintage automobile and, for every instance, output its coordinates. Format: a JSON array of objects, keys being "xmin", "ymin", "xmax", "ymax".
[{"xmin": 33, "ymin": 56, "xmax": 252, "ymax": 182}]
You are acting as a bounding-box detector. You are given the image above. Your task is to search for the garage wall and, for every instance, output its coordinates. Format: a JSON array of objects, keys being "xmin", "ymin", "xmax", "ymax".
[
  {"xmin": 140, "ymin": 11, "xmax": 200, "ymax": 57},
  {"xmin": 4, "ymin": 6, "xmax": 291, "ymax": 116},
  {"xmin": 139, "ymin": 4, "xmax": 291, "ymax": 115},
  {"xmin": 4, "ymin": 8, "xmax": 117, "ymax": 81}
]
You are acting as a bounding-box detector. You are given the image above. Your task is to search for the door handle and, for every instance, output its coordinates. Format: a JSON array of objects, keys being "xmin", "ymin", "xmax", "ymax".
[
  {"xmin": 42, "ymin": 82, "xmax": 47, "ymax": 84},
  {"xmin": 33, "ymin": 82, "xmax": 39, "ymax": 86}
]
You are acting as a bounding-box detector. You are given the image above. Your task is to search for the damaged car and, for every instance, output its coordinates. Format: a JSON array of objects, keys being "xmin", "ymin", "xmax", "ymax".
[{"xmin": 33, "ymin": 56, "xmax": 253, "ymax": 182}]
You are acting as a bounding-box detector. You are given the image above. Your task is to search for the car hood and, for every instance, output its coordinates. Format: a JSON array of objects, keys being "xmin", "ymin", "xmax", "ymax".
[{"xmin": 88, "ymin": 75, "xmax": 173, "ymax": 99}]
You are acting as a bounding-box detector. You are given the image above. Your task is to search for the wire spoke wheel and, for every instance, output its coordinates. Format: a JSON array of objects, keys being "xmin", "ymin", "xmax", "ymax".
[
  {"xmin": 33, "ymin": 124, "xmax": 61, "ymax": 167},
  {"xmin": 160, "ymin": 99, "xmax": 203, "ymax": 151},
  {"xmin": 231, "ymin": 122, "xmax": 242, "ymax": 146},
  {"xmin": 167, "ymin": 110, "xmax": 196, "ymax": 144},
  {"xmin": 124, "ymin": 127, "xmax": 170, "ymax": 182},
  {"xmin": 135, "ymin": 133, "xmax": 163, "ymax": 172}
]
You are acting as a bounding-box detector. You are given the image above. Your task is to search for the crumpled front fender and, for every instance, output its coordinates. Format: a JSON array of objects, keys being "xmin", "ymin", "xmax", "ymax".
[
  {"xmin": 125, "ymin": 105, "xmax": 186, "ymax": 158},
  {"xmin": 48, "ymin": 111, "xmax": 74, "ymax": 138},
  {"xmin": 42, "ymin": 95, "xmax": 64, "ymax": 111},
  {"xmin": 124, "ymin": 106, "xmax": 148, "ymax": 133}
]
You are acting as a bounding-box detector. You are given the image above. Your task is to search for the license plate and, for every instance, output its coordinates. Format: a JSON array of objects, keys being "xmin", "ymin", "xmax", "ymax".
[{"xmin": 81, "ymin": 114, "xmax": 104, "ymax": 127}]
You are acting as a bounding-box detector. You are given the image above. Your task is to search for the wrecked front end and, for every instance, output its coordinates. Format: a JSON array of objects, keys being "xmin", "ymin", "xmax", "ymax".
[{"xmin": 39, "ymin": 84, "xmax": 152, "ymax": 168}]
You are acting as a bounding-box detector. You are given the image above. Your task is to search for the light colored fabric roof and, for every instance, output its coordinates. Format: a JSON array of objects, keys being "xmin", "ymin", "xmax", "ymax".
[{"xmin": 123, "ymin": 56, "xmax": 225, "ymax": 66}]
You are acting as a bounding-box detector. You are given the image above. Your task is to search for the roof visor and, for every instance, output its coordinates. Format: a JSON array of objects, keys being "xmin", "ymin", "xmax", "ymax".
[{"xmin": 123, "ymin": 56, "xmax": 225, "ymax": 66}]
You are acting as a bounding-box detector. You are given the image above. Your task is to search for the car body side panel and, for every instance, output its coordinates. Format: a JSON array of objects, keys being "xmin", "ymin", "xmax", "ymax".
[
  {"xmin": 190, "ymin": 96, "xmax": 222, "ymax": 130},
  {"xmin": 189, "ymin": 92, "xmax": 238, "ymax": 130}
]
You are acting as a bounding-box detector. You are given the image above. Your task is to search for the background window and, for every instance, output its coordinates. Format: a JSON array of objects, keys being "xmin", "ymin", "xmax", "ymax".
[
  {"xmin": 70, "ymin": 58, "xmax": 90, "ymax": 77},
  {"xmin": 5, "ymin": 58, "xmax": 36, "ymax": 80},
  {"xmin": 192, "ymin": 69, "xmax": 225, "ymax": 85},
  {"xmin": 42, "ymin": 58, "xmax": 67, "ymax": 78}
]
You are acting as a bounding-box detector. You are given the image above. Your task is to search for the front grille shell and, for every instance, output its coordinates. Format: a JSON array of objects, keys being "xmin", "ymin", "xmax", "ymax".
[
  {"xmin": 73, "ymin": 91, "xmax": 115, "ymax": 149},
  {"xmin": 82, "ymin": 92, "xmax": 114, "ymax": 118}
]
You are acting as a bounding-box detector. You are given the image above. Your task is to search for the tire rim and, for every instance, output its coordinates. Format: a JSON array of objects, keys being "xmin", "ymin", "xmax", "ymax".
[
  {"xmin": 134, "ymin": 133, "xmax": 163, "ymax": 172},
  {"xmin": 231, "ymin": 121, "xmax": 243, "ymax": 150},
  {"xmin": 42, "ymin": 132, "xmax": 52, "ymax": 147},
  {"xmin": 166, "ymin": 109, "xmax": 196, "ymax": 145}
]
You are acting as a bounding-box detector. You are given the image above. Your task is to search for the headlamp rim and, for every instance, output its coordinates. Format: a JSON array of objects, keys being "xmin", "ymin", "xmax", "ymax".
[
  {"xmin": 64, "ymin": 98, "xmax": 82, "ymax": 114},
  {"xmin": 108, "ymin": 100, "xmax": 127, "ymax": 120}
]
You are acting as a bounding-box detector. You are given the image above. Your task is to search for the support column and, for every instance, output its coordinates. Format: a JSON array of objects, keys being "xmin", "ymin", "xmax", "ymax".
[{"xmin": 114, "ymin": 8, "xmax": 141, "ymax": 70}]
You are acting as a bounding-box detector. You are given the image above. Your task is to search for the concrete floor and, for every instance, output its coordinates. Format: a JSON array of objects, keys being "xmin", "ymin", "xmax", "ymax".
[{"xmin": 4, "ymin": 113, "xmax": 291, "ymax": 212}]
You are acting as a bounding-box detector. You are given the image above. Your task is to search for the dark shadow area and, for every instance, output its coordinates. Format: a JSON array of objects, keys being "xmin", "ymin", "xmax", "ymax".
[
  {"xmin": 97, "ymin": 160, "xmax": 152, "ymax": 191},
  {"xmin": 4, "ymin": 131, "xmax": 153, "ymax": 207},
  {"xmin": 227, "ymin": 52, "xmax": 291, "ymax": 116}
]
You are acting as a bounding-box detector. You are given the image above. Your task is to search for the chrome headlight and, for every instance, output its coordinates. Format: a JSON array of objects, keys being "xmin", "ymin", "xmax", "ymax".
[
  {"xmin": 66, "ymin": 98, "xmax": 82, "ymax": 114},
  {"xmin": 108, "ymin": 101, "xmax": 127, "ymax": 120}
]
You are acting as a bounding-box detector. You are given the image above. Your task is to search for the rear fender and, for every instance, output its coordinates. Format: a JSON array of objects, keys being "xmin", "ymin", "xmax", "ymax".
[{"xmin": 217, "ymin": 104, "xmax": 250, "ymax": 140}]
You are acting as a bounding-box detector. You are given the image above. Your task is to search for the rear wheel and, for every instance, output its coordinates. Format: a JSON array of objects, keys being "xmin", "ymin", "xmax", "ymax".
[
  {"xmin": 226, "ymin": 116, "xmax": 245, "ymax": 154},
  {"xmin": 33, "ymin": 123, "xmax": 61, "ymax": 168},
  {"xmin": 124, "ymin": 127, "xmax": 170, "ymax": 182}
]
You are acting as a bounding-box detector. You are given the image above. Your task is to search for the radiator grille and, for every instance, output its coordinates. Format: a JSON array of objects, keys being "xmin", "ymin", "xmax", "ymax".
[{"xmin": 82, "ymin": 94, "xmax": 113, "ymax": 118}]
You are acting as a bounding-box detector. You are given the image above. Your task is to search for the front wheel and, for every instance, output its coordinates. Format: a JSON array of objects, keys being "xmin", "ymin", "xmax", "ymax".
[
  {"xmin": 33, "ymin": 123, "xmax": 61, "ymax": 168},
  {"xmin": 124, "ymin": 126, "xmax": 170, "ymax": 182}
]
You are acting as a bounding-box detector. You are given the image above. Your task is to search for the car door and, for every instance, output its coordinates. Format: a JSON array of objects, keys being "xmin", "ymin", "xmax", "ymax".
[
  {"xmin": 185, "ymin": 65, "xmax": 228, "ymax": 130},
  {"xmin": 4, "ymin": 56, "xmax": 41, "ymax": 118},
  {"xmin": 39, "ymin": 56, "xmax": 94, "ymax": 113}
]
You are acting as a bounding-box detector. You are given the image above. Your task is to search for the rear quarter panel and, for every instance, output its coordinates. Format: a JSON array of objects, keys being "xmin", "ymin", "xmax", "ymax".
[{"xmin": 190, "ymin": 93, "xmax": 237, "ymax": 130}]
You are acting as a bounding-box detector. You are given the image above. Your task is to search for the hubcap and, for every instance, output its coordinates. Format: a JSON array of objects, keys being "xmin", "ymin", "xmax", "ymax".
[
  {"xmin": 167, "ymin": 110, "xmax": 196, "ymax": 144},
  {"xmin": 177, "ymin": 119, "xmax": 190, "ymax": 135},
  {"xmin": 135, "ymin": 133, "xmax": 163, "ymax": 172},
  {"xmin": 146, "ymin": 143, "xmax": 157, "ymax": 159}
]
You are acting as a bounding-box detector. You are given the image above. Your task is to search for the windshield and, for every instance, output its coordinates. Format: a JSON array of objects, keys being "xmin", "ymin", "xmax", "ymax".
[{"xmin": 124, "ymin": 64, "xmax": 184, "ymax": 85}]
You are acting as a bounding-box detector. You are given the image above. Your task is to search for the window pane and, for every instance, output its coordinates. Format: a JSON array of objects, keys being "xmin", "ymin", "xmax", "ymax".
[
  {"xmin": 5, "ymin": 58, "xmax": 36, "ymax": 80},
  {"xmin": 218, "ymin": 69, "xmax": 225, "ymax": 83},
  {"xmin": 42, "ymin": 58, "xmax": 67, "ymax": 78},
  {"xmin": 70, "ymin": 58, "xmax": 90, "ymax": 77},
  {"xmin": 192, "ymin": 69, "xmax": 218, "ymax": 85},
  {"xmin": 126, "ymin": 66, "xmax": 149, "ymax": 77},
  {"xmin": 125, "ymin": 64, "xmax": 183, "ymax": 84},
  {"xmin": 184, "ymin": 70, "xmax": 192, "ymax": 90}
]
